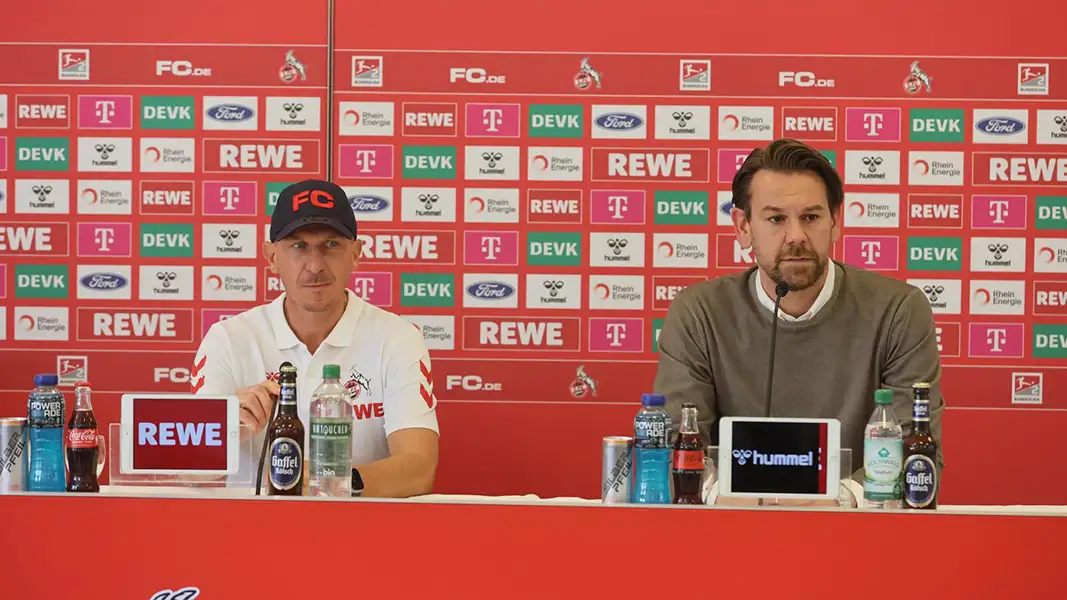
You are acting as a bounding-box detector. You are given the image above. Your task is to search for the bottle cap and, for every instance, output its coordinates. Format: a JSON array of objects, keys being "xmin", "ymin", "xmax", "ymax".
[
  {"xmin": 75, "ymin": 381, "xmax": 91, "ymax": 388},
  {"xmin": 34, "ymin": 373, "xmax": 58, "ymax": 387},
  {"xmin": 323, "ymin": 364, "xmax": 341, "ymax": 379},
  {"xmin": 875, "ymin": 389, "xmax": 894, "ymax": 405},
  {"xmin": 641, "ymin": 393, "xmax": 666, "ymax": 407}
]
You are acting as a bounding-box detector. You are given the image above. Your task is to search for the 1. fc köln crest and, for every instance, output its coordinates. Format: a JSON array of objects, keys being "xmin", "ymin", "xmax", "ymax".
[{"xmin": 345, "ymin": 367, "xmax": 372, "ymax": 401}]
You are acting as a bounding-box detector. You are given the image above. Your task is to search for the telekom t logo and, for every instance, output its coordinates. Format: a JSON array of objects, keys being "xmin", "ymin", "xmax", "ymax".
[
  {"xmin": 860, "ymin": 241, "xmax": 882, "ymax": 265},
  {"xmin": 354, "ymin": 149, "xmax": 377, "ymax": 173},
  {"xmin": 605, "ymin": 323, "xmax": 628, "ymax": 347},
  {"xmin": 95, "ymin": 101, "xmax": 116, "ymax": 124},
  {"xmin": 219, "ymin": 186, "xmax": 241, "ymax": 210},
  {"xmin": 608, "ymin": 195, "xmax": 629, "ymax": 219},
  {"xmin": 481, "ymin": 236, "xmax": 501, "ymax": 260},
  {"xmin": 95, "ymin": 228, "xmax": 115, "ymax": 251},
  {"xmin": 986, "ymin": 328, "xmax": 1007, "ymax": 353},
  {"xmin": 863, "ymin": 113, "xmax": 884, "ymax": 136},
  {"xmin": 482, "ymin": 108, "xmax": 503, "ymax": 132},
  {"xmin": 988, "ymin": 200, "xmax": 1010, "ymax": 224},
  {"xmin": 350, "ymin": 277, "xmax": 375, "ymax": 299}
]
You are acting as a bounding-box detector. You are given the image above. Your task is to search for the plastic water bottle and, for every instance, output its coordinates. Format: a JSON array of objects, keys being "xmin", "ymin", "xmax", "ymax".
[
  {"xmin": 27, "ymin": 374, "xmax": 66, "ymax": 492},
  {"xmin": 633, "ymin": 393, "xmax": 671, "ymax": 504},
  {"xmin": 864, "ymin": 389, "xmax": 903, "ymax": 509},
  {"xmin": 308, "ymin": 364, "xmax": 353, "ymax": 497}
]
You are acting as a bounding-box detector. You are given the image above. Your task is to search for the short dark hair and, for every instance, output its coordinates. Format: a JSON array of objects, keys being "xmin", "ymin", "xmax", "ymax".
[{"xmin": 731, "ymin": 138, "xmax": 843, "ymax": 220}]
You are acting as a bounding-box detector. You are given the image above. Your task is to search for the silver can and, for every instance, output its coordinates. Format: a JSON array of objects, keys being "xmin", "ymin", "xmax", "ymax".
[
  {"xmin": 601, "ymin": 436, "xmax": 633, "ymax": 503},
  {"xmin": 1, "ymin": 418, "xmax": 28, "ymax": 493}
]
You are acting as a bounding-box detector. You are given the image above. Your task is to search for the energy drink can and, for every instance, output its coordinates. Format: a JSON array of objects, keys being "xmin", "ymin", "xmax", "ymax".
[
  {"xmin": 601, "ymin": 436, "xmax": 633, "ymax": 503},
  {"xmin": 0, "ymin": 418, "xmax": 28, "ymax": 493}
]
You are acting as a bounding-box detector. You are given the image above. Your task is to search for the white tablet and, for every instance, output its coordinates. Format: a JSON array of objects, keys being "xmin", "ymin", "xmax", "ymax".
[
  {"xmin": 120, "ymin": 394, "xmax": 241, "ymax": 475},
  {"xmin": 717, "ymin": 417, "xmax": 841, "ymax": 500}
]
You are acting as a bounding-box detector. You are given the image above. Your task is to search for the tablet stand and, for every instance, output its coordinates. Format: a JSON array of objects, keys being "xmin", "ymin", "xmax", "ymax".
[
  {"xmin": 107, "ymin": 422, "xmax": 256, "ymax": 488},
  {"xmin": 700, "ymin": 446, "xmax": 855, "ymax": 507}
]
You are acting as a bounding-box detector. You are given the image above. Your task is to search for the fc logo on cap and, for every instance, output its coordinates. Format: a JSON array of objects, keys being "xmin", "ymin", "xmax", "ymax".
[{"xmin": 293, "ymin": 189, "xmax": 334, "ymax": 211}]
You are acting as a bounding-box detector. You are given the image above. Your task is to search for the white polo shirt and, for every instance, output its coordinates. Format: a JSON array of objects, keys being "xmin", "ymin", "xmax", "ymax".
[{"xmin": 191, "ymin": 289, "xmax": 439, "ymax": 472}]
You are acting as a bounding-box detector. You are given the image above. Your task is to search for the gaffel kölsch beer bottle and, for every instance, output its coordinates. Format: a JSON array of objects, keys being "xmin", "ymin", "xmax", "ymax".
[
  {"xmin": 268, "ymin": 364, "xmax": 304, "ymax": 496},
  {"xmin": 903, "ymin": 382, "xmax": 938, "ymax": 509}
]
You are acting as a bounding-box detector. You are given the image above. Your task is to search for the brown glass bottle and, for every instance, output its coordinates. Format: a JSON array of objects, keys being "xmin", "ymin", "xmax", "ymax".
[
  {"xmin": 267, "ymin": 364, "xmax": 304, "ymax": 496},
  {"xmin": 903, "ymin": 382, "xmax": 938, "ymax": 509},
  {"xmin": 672, "ymin": 403, "xmax": 705, "ymax": 504}
]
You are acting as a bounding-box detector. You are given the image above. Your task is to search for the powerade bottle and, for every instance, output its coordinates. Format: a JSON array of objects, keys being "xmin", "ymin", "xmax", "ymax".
[
  {"xmin": 632, "ymin": 393, "xmax": 671, "ymax": 504},
  {"xmin": 27, "ymin": 374, "xmax": 66, "ymax": 492}
]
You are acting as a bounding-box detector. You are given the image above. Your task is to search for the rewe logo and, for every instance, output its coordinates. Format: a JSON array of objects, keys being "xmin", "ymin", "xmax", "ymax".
[
  {"xmin": 205, "ymin": 139, "xmax": 318, "ymax": 173},
  {"xmin": 357, "ymin": 231, "xmax": 457, "ymax": 265},
  {"xmin": 527, "ymin": 189, "xmax": 582, "ymax": 224},
  {"xmin": 781, "ymin": 107, "xmax": 837, "ymax": 141},
  {"xmin": 975, "ymin": 152, "xmax": 1067, "ymax": 185},
  {"xmin": 908, "ymin": 194, "xmax": 964, "ymax": 228},
  {"xmin": 401, "ymin": 102, "xmax": 457, "ymax": 137},
  {"xmin": 141, "ymin": 181, "xmax": 194, "ymax": 215},
  {"xmin": 592, "ymin": 148, "xmax": 710, "ymax": 182},
  {"xmin": 463, "ymin": 317, "xmax": 581, "ymax": 351},
  {"xmin": 78, "ymin": 309, "xmax": 193, "ymax": 342}
]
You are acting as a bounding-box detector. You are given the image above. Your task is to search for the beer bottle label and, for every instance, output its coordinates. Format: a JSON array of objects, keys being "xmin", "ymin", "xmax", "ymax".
[
  {"xmin": 672, "ymin": 450, "xmax": 704, "ymax": 471},
  {"xmin": 269, "ymin": 437, "xmax": 302, "ymax": 491},
  {"xmin": 913, "ymin": 400, "xmax": 930, "ymax": 421},
  {"xmin": 67, "ymin": 428, "xmax": 98, "ymax": 449},
  {"xmin": 904, "ymin": 454, "xmax": 937, "ymax": 508},
  {"xmin": 280, "ymin": 384, "xmax": 296, "ymax": 406}
]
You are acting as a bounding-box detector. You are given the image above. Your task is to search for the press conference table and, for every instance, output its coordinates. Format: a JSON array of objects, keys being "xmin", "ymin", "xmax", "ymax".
[{"xmin": 4, "ymin": 487, "xmax": 1064, "ymax": 599}]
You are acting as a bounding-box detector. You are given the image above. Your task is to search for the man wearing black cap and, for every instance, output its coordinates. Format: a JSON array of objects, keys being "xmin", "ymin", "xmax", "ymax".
[{"xmin": 192, "ymin": 179, "xmax": 440, "ymax": 498}]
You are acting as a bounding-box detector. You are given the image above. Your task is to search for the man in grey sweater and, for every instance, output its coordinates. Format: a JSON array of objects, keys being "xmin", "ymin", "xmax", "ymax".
[{"xmin": 653, "ymin": 138, "xmax": 945, "ymax": 503}]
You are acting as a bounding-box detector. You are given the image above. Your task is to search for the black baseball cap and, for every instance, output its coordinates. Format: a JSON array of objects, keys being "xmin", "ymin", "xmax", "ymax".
[{"xmin": 269, "ymin": 179, "xmax": 357, "ymax": 242}]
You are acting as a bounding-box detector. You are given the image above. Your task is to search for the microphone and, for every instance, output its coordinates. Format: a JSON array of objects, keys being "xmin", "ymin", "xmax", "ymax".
[
  {"xmin": 765, "ymin": 282, "xmax": 790, "ymax": 418},
  {"xmin": 255, "ymin": 361, "xmax": 291, "ymax": 496}
]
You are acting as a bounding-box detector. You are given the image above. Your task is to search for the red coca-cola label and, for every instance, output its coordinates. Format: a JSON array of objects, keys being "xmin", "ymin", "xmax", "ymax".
[
  {"xmin": 672, "ymin": 450, "xmax": 704, "ymax": 471},
  {"xmin": 67, "ymin": 428, "xmax": 98, "ymax": 449}
]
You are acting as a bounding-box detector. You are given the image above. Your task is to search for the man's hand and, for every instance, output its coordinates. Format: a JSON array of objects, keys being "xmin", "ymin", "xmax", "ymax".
[{"xmin": 236, "ymin": 380, "xmax": 280, "ymax": 439}]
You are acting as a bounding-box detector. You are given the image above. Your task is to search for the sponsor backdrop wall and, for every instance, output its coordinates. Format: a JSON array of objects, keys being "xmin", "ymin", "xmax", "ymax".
[{"xmin": 2, "ymin": 0, "xmax": 1066, "ymax": 504}]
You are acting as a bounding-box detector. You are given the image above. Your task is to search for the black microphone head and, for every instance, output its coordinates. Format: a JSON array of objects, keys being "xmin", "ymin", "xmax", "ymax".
[{"xmin": 774, "ymin": 282, "xmax": 791, "ymax": 298}]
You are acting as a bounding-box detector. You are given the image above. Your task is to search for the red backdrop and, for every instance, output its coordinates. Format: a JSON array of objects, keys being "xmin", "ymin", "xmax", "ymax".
[{"xmin": 2, "ymin": 0, "xmax": 1065, "ymax": 505}]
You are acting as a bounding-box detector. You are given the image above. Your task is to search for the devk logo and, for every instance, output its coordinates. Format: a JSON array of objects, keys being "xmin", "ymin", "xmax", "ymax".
[
  {"xmin": 733, "ymin": 449, "xmax": 817, "ymax": 467},
  {"xmin": 150, "ymin": 587, "xmax": 200, "ymax": 600}
]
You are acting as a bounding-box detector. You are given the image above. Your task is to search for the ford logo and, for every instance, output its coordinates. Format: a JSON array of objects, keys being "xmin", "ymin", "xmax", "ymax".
[
  {"xmin": 81, "ymin": 272, "xmax": 128, "ymax": 290},
  {"xmin": 976, "ymin": 117, "xmax": 1025, "ymax": 135},
  {"xmin": 349, "ymin": 194, "xmax": 389, "ymax": 213},
  {"xmin": 466, "ymin": 281, "xmax": 515, "ymax": 299},
  {"xmin": 594, "ymin": 112, "xmax": 644, "ymax": 131},
  {"xmin": 206, "ymin": 104, "xmax": 255, "ymax": 122},
  {"xmin": 719, "ymin": 201, "xmax": 734, "ymax": 216}
]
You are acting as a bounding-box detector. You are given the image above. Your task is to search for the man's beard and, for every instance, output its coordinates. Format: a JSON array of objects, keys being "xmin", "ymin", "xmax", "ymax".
[{"xmin": 760, "ymin": 244, "xmax": 828, "ymax": 292}]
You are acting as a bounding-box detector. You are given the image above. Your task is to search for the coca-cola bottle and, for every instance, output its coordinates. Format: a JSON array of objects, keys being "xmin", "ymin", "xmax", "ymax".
[{"xmin": 66, "ymin": 381, "xmax": 100, "ymax": 493}]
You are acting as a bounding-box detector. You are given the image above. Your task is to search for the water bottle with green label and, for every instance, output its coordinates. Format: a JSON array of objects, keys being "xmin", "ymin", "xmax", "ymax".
[
  {"xmin": 864, "ymin": 389, "xmax": 903, "ymax": 509},
  {"xmin": 308, "ymin": 364, "xmax": 353, "ymax": 498}
]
